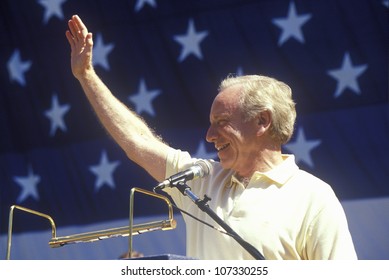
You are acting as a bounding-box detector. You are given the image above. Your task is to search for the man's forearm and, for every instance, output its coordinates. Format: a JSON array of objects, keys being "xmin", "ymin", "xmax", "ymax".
[{"xmin": 76, "ymin": 71, "xmax": 169, "ymax": 181}]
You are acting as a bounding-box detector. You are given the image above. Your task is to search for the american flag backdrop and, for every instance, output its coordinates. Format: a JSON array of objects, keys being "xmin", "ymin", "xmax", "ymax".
[{"xmin": 0, "ymin": 0, "xmax": 388, "ymax": 260}]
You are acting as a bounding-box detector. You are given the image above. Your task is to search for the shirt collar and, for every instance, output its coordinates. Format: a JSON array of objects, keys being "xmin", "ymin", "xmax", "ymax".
[
  {"xmin": 225, "ymin": 154, "xmax": 299, "ymax": 188},
  {"xmin": 255, "ymin": 154, "xmax": 299, "ymax": 185}
]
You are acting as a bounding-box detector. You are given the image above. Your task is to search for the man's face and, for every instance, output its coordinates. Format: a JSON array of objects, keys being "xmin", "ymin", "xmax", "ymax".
[{"xmin": 206, "ymin": 86, "xmax": 258, "ymax": 174}]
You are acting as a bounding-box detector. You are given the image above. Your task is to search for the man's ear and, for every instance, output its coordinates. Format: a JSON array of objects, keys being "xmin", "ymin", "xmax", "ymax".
[{"xmin": 256, "ymin": 110, "xmax": 271, "ymax": 135}]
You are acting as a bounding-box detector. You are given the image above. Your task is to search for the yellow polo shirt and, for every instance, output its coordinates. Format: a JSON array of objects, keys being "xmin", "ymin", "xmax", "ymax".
[{"xmin": 164, "ymin": 148, "xmax": 357, "ymax": 260}]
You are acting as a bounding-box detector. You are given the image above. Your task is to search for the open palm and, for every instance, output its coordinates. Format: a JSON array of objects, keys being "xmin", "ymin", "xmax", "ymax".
[{"xmin": 65, "ymin": 15, "xmax": 94, "ymax": 79}]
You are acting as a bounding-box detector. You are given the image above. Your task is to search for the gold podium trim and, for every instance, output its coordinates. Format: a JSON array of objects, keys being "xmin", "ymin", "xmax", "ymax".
[
  {"xmin": 6, "ymin": 205, "xmax": 57, "ymax": 260},
  {"xmin": 6, "ymin": 188, "xmax": 176, "ymax": 259}
]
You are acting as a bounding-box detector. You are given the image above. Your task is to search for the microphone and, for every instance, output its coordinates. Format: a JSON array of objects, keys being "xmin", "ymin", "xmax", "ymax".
[{"xmin": 155, "ymin": 160, "xmax": 212, "ymax": 190}]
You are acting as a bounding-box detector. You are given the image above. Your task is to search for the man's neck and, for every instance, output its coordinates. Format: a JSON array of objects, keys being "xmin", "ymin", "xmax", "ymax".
[{"xmin": 236, "ymin": 148, "xmax": 283, "ymax": 180}]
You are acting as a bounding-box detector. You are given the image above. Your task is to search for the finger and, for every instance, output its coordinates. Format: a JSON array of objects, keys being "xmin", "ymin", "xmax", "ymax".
[
  {"xmin": 85, "ymin": 32, "xmax": 94, "ymax": 52},
  {"xmin": 65, "ymin": 30, "xmax": 75, "ymax": 49},
  {"xmin": 72, "ymin": 15, "xmax": 89, "ymax": 37},
  {"xmin": 67, "ymin": 19, "xmax": 78, "ymax": 40}
]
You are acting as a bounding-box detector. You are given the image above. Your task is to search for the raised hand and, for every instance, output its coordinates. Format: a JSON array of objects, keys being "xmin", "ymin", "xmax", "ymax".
[{"xmin": 65, "ymin": 15, "xmax": 94, "ymax": 79}]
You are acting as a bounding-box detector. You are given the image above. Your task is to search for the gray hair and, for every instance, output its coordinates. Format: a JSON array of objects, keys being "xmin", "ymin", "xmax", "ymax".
[{"xmin": 219, "ymin": 75, "xmax": 296, "ymax": 144}]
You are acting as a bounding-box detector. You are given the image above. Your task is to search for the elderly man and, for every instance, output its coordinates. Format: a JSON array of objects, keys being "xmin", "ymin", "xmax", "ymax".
[{"xmin": 65, "ymin": 15, "xmax": 357, "ymax": 260}]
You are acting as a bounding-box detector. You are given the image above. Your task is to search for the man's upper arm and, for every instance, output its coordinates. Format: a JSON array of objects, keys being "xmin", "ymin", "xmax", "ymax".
[{"xmin": 126, "ymin": 135, "xmax": 172, "ymax": 183}]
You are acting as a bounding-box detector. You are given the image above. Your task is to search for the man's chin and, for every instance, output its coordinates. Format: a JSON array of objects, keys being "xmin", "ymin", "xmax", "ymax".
[{"xmin": 219, "ymin": 158, "xmax": 232, "ymax": 170}]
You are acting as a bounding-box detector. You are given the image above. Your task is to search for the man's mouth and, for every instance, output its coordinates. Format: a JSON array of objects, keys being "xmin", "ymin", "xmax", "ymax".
[{"xmin": 216, "ymin": 144, "xmax": 230, "ymax": 152}]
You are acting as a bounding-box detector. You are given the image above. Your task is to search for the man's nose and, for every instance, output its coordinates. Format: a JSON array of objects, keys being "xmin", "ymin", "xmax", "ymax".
[{"xmin": 206, "ymin": 125, "xmax": 216, "ymax": 143}]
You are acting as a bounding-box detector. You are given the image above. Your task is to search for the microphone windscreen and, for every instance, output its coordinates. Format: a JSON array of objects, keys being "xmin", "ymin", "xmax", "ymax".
[{"xmin": 194, "ymin": 159, "xmax": 213, "ymax": 177}]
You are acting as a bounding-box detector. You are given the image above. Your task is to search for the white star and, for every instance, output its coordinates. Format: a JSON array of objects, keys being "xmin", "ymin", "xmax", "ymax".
[
  {"xmin": 283, "ymin": 127, "xmax": 321, "ymax": 168},
  {"xmin": 272, "ymin": 1, "xmax": 312, "ymax": 46},
  {"xmin": 192, "ymin": 140, "xmax": 218, "ymax": 160},
  {"xmin": 134, "ymin": 0, "xmax": 157, "ymax": 12},
  {"xmin": 13, "ymin": 165, "xmax": 41, "ymax": 203},
  {"xmin": 327, "ymin": 52, "xmax": 368, "ymax": 98},
  {"xmin": 93, "ymin": 33, "xmax": 115, "ymax": 71},
  {"xmin": 44, "ymin": 94, "xmax": 71, "ymax": 137},
  {"xmin": 89, "ymin": 150, "xmax": 120, "ymax": 192},
  {"xmin": 173, "ymin": 19, "xmax": 209, "ymax": 62},
  {"xmin": 383, "ymin": 0, "xmax": 389, "ymax": 8},
  {"xmin": 7, "ymin": 49, "xmax": 32, "ymax": 86},
  {"xmin": 38, "ymin": 0, "xmax": 67, "ymax": 24},
  {"xmin": 128, "ymin": 79, "xmax": 161, "ymax": 116}
]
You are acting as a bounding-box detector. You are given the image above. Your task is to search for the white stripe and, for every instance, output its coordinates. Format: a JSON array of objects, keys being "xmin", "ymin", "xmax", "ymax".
[{"xmin": 342, "ymin": 196, "xmax": 389, "ymax": 260}]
